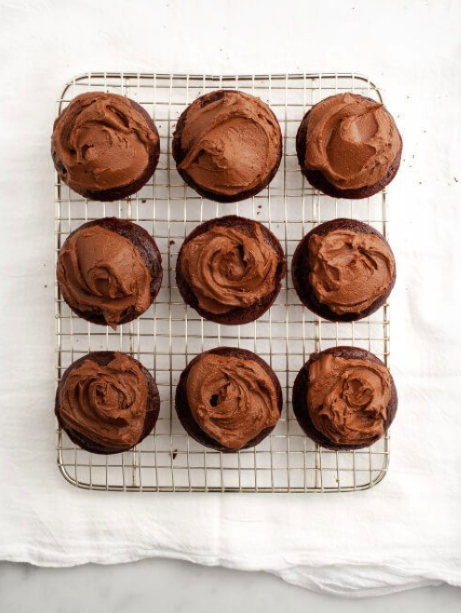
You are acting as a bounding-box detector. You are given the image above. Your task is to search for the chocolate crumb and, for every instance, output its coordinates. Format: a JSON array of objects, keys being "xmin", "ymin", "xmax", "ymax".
[
  {"xmin": 141, "ymin": 199, "xmax": 147, "ymax": 203},
  {"xmin": 455, "ymin": 177, "xmax": 458, "ymax": 183},
  {"xmin": 171, "ymin": 449, "xmax": 178, "ymax": 460},
  {"xmin": 169, "ymin": 239, "xmax": 175, "ymax": 245}
]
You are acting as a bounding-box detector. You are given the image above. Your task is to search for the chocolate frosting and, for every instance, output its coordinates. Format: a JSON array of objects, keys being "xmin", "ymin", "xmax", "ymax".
[
  {"xmin": 177, "ymin": 91, "xmax": 281, "ymax": 198},
  {"xmin": 180, "ymin": 223, "xmax": 279, "ymax": 314},
  {"xmin": 308, "ymin": 229, "xmax": 395, "ymax": 314},
  {"xmin": 58, "ymin": 353, "xmax": 148, "ymax": 450},
  {"xmin": 304, "ymin": 93, "xmax": 401, "ymax": 190},
  {"xmin": 308, "ymin": 354, "xmax": 391, "ymax": 445},
  {"xmin": 186, "ymin": 353, "xmax": 280, "ymax": 449},
  {"xmin": 57, "ymin": 224, "xmax": 151, "ymax": 328},
  {"xmin": 52, "ymin": 92, "xmax": 159, "ymax": 194}
]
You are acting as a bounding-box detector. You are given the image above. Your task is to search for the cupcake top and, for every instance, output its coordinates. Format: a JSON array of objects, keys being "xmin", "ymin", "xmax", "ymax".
[
  {"xmin": 303, "ymin": 93, "xmax": 401, "ymax": 191},
  {"xmin": 174, "ymin": 90, "xmax": 281, "ymax": 200},
  {"xmin": 52, "ymin": 92, "xmax": 159, "ymax": 196},
  {"xmin": 57, "ymin": 352, "xmax": 148, "ymax": 451},
  {"xmin": 185, "ymin": 352, "xmax": 280, "ymax": 450},
  {"xmin": 57, "ymin": 222, "xmax": 151, "ymax": 328},
  {"xmin": 179, "ymin": 219, "xmax": 280, "ymax": 316},
  {"xmin": 307, "ymin": 352, "xmax": 391, "ymax": 446},
  {"xmin": 308, "ymin": 226, "xmax": 395, "ymax": 315}
]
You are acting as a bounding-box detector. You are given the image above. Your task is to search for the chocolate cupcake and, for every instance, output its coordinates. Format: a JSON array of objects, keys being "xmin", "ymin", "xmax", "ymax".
[
  {"xmin": 175, "ymin": 347, "xmax": 282, "ymax": 452},
  {"xmin": 293, "ymin": 346, "xmax": 397, "ymax": 450},
  {"xmin": 56, "ymin": 351, "xmax": 160, "ymax": 454},
  {"xmin": 292, "ymin": 218, "xmax": 396, "ymax": 322},
  {"xmin": 57, "ymin": 217, "xmax": 162, "ymax": 328},
  {"xmin": 52, "ymin": 92, "xmax": 160, "ymax": 201},
  {"xmin": 176, "ymin": 215, "xmax": 286, "ymax": 325},
  {"xmin": 172, "ymin": 90, "xmax": 282, "ymax": 202},
  {"xmin": 296, "ymin": 93, "xmax": 402, "ymax": 199}
]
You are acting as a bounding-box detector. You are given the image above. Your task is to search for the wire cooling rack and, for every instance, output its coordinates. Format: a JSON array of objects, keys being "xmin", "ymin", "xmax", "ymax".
[{"xmin": 55, "ymin": 72, "xmax": 391, "ymax": 493}]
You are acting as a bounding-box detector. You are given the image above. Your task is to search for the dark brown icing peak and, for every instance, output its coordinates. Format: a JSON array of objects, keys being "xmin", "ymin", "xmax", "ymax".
[
  {"xmin": 186, "ymin": 353, "xmax": 280, "ymax": 449},
  {"xmin": 304, "ymin": 93, "xmax": 401, "ymax": 190},
  {"xmin": 58, "ymin": 353, "xmax": 148, "ymax": 450},
  {"xmin": 177, "ymin": 90, "xmax": 281, "ymax": 198},
  {"xmin": 308, "ymin": 354, "xmax": 391, "ymax": 446},
  {"xmin": 57, "ymin": 224, "xmax": 151, "ymax": 328},
  {"xmin": 308, "ymin": 229, "xmax": 395, "ymax": 314},
  {"xmin": 180, "ymin": 222, "xmax": 279, "ymax": 315},
  {"xmin": 52, "ymin": 92, "xmax": 159, "ymax": 194}
]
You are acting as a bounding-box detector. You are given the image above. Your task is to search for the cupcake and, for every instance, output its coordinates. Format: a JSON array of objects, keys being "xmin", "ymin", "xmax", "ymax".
[
  {"xmin": 176, "ymin": 215, "xmax": 286, "ymax": 325},
  {"xmin": 296, "ymin": 93, "xmax": 402, "ymax": 199},
  {"xmin": 57, "ymin": 217, "xmax": 162, "ymax": 328},
  {"xmin": 52, "ymin": 92, "xmax": 160, "ymax": 201},
  {"xmin": 292, "ymin": 218, "xmax": 396, "ymax": 321},
  {"xmin": 293, "ymin": 346, "xmax": 398, "ymax": 450},
  {"xmin": 172, "ymin": 90, "xmax": 282, "ymax": 202},
  {"xmin": 175, "ymin": 347, "xmax": 282, "ymax": 452},
  {"xmin": 55, "ymin": 351, "xmax": 160, "ymax": 454}
]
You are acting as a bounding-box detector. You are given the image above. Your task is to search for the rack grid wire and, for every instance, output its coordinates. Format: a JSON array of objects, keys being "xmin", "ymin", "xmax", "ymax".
[{"xmin": 55, "ymin": 72, "xmax": 391, "ymax": 493}]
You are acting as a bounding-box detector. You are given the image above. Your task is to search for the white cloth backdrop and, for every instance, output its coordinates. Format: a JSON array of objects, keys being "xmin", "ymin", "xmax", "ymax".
[{"xmin": 0, "ymin": 0, "xmax": 460, "ymax": 598}]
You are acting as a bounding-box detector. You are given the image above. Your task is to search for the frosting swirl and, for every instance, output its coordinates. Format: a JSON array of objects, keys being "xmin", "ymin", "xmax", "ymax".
[
  {"xmin": 308, "ymin": 228, "xmax": 395, "ymax": 314},
  {"xmin": 176, "ymin": 90, "xmax": 281, "ymax": 198},
  {"xmin": 186, "ymin": 353, "xmax": 280, "ymax": 449},
  {"xmin": 304, "ymin": 93, "xmax": 401, "ymax": 190},
  {"xmin": 57, "ymin": 224, "xmax": 151, "ymax": 328},
  {"xmin": 180, "ymin": 222, "xmax": 280, "ymax": 315},
  {"xmin": 308, "ymin": 354, "xmax": 391, "ymax": 445},
  {"xmin": 58, "ymin": 353, "xmax": 148, "ymax": 450},
  {"xmin": 52, "ymin": 92, "xmax": 159, "ymax": 194}
]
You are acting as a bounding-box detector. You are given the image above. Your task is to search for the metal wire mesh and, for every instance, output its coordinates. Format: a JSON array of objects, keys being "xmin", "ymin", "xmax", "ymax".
[{"xmin": 55, "ymin": 72, "xmax": 391, "ymax": 493}]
